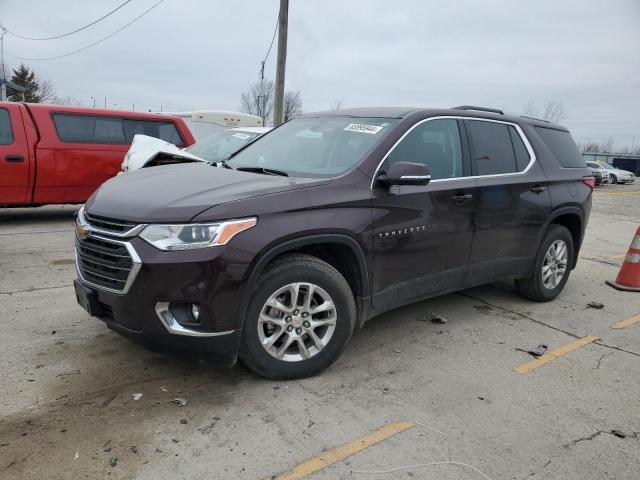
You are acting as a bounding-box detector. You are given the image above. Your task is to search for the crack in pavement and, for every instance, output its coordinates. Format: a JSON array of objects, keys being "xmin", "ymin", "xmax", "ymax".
[
  {"xmin": 0, "ymin": 229, "xmax": 72, "ymax": 236},
  {"xmin": 562, "ymin": 430, "xmax": 638, "ymax": 449},
  {"xmin": 458, "ymin": 292, "xmax": 640, "ymax": 358},
  {"xmin": 0, "ymin": 284, "xmax": 72, "ymax": 295},
  {"xmin": 458, "ymin": 292, "xmax": 581, "ymax": 338}
]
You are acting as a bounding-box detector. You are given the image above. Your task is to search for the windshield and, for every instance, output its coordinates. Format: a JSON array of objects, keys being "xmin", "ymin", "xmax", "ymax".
[
  {"xmin": 600, "ymin": 163, "xmax": 614, "ymax": 169},
  {"xmin": 184, "ymin": 130, "xmax": 261, "ymax": 163},
  {"xmin": 228, "ymin": 117, "xmax": 398, "ymax": 178}
]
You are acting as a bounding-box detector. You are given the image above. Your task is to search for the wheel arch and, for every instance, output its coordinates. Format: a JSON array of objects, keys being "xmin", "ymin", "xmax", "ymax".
[
  {"xmin": 238, "ymin": 234, "xmax": 370, "ymax": 329},
  {"xmin": 537, "ymin": 206, "xmax": 585, "ymax": 269}
]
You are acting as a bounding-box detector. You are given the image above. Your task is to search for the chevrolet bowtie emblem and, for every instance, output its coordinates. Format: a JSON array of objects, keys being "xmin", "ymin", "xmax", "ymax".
[{"xmin": 76, "ymin": 222, "xmax": 90, "ymax": 240}]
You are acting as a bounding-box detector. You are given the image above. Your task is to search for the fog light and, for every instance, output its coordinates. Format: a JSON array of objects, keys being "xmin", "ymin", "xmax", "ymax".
[{"xmin": 191, "ymin": 303, "xmax": 201, "ymax": 322}]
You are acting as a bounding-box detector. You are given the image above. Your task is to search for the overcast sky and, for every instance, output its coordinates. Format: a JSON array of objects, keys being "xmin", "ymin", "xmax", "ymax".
[{"xmin": 1, "ymin": 0, "xmax": 639, "ymax": 147}]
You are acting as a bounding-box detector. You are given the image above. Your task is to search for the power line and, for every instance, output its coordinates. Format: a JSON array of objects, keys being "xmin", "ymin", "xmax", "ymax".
[
  {"xmin": 3, "ymin": 0, "xmax": 133, "ymax": 41},
  {"xmin": 262, "ymin": 17, "xmax": 279, "ymax": 70},
  {"xmin": 5, "ymin": 0, "xmax": 164, "ymax": 61}
]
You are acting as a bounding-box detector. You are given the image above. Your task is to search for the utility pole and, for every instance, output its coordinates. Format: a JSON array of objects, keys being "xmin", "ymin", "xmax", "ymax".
[
  {"xmin": 1, "ymin": 25, "xmax": 7, "ymax": 101},
  {"xmin": 272, "ymin": 0, "xmax": 288, "ymax": 126},
  {"xmin": 104, "ymin": 97, "xmax": 107, "ymax": 108}
]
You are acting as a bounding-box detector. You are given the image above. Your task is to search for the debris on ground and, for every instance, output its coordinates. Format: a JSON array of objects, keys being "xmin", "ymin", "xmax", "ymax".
[
  {"xmin": 160, "ymin": 386, "xmax": 168, "ymax": 392},
  {"xmin": 611, "ymin": 429, "xmax": 626, "ymax": 438},
  {"xmin": 131, "ymin": 445, "xmax": 138, "ymax": 453},
  {"xmin": 73, "ymin": 452, "xmax": 79, "ymax": 461},
  {"xmin": 430, "ymin": 313, "xmax": 447, "ymax": 324},
  {"xmin": 109, "ymin": 457, "xmax": 118, "ymax": 467},
  {"xmin": 171, "ymin": 438, "xmax": 179, "ymax": 443},
  {"xmin": 132, "ymin": 393, "xmax": 143, "ymax": 401},
  {"xmin": 180, "ymin": 419, "xmax": 188, "ymax": 425},
  {"xmin": 167, "ymin": 398, "xmax": 187, "ymax": 407},
  {"xmin": 516, "ymin": 344, "xmax": 548, "ymax": 358},
  {"xmin": 587, "ymin": 301, "xmax": 605, "ymax": 309}
]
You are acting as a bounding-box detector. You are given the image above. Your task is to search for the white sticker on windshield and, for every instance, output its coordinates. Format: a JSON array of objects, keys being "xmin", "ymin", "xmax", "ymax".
[
  {"xmin": 232, "ymin": 132, "xmax": 252, "ymax": 140},
  {"xmin": 343, "ymin": 123, "xmax": 384, "ymax": 135}
]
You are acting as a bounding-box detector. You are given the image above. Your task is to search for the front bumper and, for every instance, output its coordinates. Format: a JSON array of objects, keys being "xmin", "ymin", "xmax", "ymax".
[{"xmin": 75, "ymin": 235, "xmax": 254, "ymax": 362}]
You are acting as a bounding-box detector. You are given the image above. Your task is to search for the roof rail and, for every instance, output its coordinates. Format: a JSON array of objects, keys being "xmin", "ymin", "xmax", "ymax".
[
  {"xmin": 452, "ymin": 105, "xmax": 504, "ymax": 115},
  {"xmin": 520, "ymin": 115, "xmax": 550, "ymax": 123}
]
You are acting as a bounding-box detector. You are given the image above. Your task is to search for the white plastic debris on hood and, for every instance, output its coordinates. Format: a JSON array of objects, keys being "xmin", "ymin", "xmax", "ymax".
[{"xmin": 120, "ymin": 134, "xmax": 205, "ymax": 173}]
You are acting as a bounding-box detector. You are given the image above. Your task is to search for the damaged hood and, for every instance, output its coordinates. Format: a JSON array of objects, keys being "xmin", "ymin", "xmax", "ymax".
[
  {"xmin": 121, "ymin": 134, "xmax": 205, "ymax": 172},
  {"xmin": 86, "ymin": 163, "xmax": 327, "ymax": 222}
]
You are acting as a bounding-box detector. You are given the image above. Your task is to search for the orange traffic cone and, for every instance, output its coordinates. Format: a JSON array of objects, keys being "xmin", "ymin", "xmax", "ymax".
[{"xmin": 606, "ymin": 226, "xmax": 640, "ymax": 292}]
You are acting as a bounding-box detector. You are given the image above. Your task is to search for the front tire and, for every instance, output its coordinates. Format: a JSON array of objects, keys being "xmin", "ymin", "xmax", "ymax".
[
  {"xmin": 239, "ymin": 254, "xmax": 356, "ymax": 379},
  {"xmin": 610, "ymin": 175, "xmax": 617, "ymax": 184},
  {"xmin": 515, "ymin": 225, "xmax": 574, "ymax": 302}
]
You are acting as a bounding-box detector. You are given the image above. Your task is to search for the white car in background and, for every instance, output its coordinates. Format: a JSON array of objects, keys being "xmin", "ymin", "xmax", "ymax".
[
  {"xmin": 586, "ymin": 161, "xmax": 611, "ymax": 184},
  {"xmin": 121, "ymin": 127, "xmax": 271, "ymax": 173},
  {"xmin": 597, "ymin": 162, "xmax": 635, "ymax": 184}
]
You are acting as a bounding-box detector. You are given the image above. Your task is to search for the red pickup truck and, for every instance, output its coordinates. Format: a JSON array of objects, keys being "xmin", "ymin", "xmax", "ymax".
[{"xmin": 0, "ymin": 102, "xmax": 195, "ymax": 206}]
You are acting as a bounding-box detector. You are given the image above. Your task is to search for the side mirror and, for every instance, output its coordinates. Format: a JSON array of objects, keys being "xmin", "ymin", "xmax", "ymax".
[{"xmin": 378, "ymin": 161, "xmax": 431, "ymax": 187}]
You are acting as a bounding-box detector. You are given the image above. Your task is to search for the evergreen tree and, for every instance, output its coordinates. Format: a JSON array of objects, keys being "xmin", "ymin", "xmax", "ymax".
[
  {"xmin": 8, "ymin": 63, "xmax": 55, "ymax": 103},
  {"xmin": 9, "ymin": 64, "xmax": 39, "ymax": 102}
]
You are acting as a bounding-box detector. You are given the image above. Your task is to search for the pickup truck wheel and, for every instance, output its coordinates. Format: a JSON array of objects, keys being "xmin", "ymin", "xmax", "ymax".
[
  {"xmin": 515, "ymin": 224, "xmax": 574, "ymax": 302},
  {"xmin": 239, "ymin": 254, "xmax": 356, "ymax": 379}
]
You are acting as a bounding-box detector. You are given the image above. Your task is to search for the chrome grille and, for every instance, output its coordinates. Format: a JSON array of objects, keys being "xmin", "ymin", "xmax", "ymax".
[
  {"xmin": 76, "ymin": 235, "xmax": 138, "ymax": 293},
  {"xmin": 84, "ymin": 212, "xmax": 139, "ymax": 235}
]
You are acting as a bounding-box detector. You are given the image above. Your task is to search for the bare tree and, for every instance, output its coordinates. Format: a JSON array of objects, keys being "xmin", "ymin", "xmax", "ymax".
[
  {"xmin": 50, "ymin": 94, "xmax": 84, "ymax": 106},
  {"xmin": 283, "ymin": 90, "xmax": 302, "ymax": 122},
  {"xmin": 240, "ymin": 80, "xmax": 275, "ymax": 125},
  {"xmin": 522, "ymin": 100, "xmax": 537, "ymax": 116},
  {"xmin": 36, "ymin": 78, "xmax": 57, "ymax": 103},
  {"xmin": 330, "ymin": 98, "xmax": 344, "ymax": 111},
  {"xmin": 579, "ymin": 138, "xmax": 615, "ymax": 153},
  {"xmin": 542, "ymin": 100, "xmax": 566, "ymax": 123}
]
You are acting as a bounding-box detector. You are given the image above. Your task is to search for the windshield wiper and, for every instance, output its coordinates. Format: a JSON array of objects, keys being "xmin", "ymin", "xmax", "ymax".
[{"xmin": 235, "ymin": 166, "xmax": 289, "ymax": 177}]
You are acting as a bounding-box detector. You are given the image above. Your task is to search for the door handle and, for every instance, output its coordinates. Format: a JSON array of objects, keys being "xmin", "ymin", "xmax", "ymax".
[
  {"xmin": 530, "ymin": 185, "xmax": 547, "ymax": 193},
  {"xmin": 451, "ymin": 193, "xmax": 473, "ymax": 203},
  {"xmin": 5, "ymin": 154, "xmax": 24, "ymax": 163}
]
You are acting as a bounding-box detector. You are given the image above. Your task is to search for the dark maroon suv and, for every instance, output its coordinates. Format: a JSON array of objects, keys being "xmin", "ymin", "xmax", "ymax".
[{"xmin": 74, "ymin": 106, "xmax": 594, "ymax": 379}]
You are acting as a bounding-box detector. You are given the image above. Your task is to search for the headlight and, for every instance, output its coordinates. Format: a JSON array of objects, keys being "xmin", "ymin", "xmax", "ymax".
[{"xmin": 140, "ymin": 218, "xmax": 257, "ymax": 251}]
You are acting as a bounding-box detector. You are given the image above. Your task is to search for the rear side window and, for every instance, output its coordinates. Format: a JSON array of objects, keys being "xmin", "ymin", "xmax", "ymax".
[
  {"xmin": 535, "ymin": 127, "xmax": 585, "ymax": 168},
  {"xmin": 53, "ymin": 113, "xmax": 184, "ymax": 146},
  {"xmin": 466, "ymin": 120, "xmax": 517, "ymax": 175},
  {"xmin": 508, "ymin": 126, "xmax": 531, "ymax": 172},
  {"xmin": 0, "ymin": 108, "xmax": 14, "ymax": 145}
]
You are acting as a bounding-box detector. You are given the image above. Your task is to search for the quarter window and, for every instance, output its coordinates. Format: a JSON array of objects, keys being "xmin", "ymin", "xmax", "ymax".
[
  {"xmin": 385, "ymin": 118, "xmax": 463, "ymax": 180},
  {"xmin": 0, "ymin": 108, "xmax": 14, "ymax": 145},
  {"xmin": 535, "ymin": 127, "xmax": 585, "ymax": 168},
  {"xmin": 467, "ymin": 120, "xmax": 518, "ymax": 175}
]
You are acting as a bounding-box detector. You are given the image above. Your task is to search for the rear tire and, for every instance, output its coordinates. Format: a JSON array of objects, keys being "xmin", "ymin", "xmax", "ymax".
[
  {"xmin": 515, "ymin": 225, "xmax": 574, "ymax": 302},
  {"xmin": 239, "ymin": 254, "xmax": 356, "ymax": 379}
]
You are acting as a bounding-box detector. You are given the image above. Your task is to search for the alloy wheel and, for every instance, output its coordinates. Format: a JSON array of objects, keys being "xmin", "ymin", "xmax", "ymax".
[
  {"xmin": 257, "ymin": 282, "xmax": 337, "ymax": 362},
  {"xmin": 542, "ymin": 240, "xmax": 568, "ymax": 289}
]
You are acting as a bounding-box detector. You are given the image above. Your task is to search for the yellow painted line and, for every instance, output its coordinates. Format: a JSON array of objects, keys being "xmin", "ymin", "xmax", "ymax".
[
  {"xmin": 610, "ymin": 314, "xmax": 640, "ymax": 329},
  {"xmin": 274, "ymin": 421, "xmax": 415, "ymax": 480},
  {"xmin": 514, "ymin": 336, "xmax": 600, "ymax": 374},
  {"xmin": 611, "ymin": 254, "xmax": 626, "ymax": 260}
]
